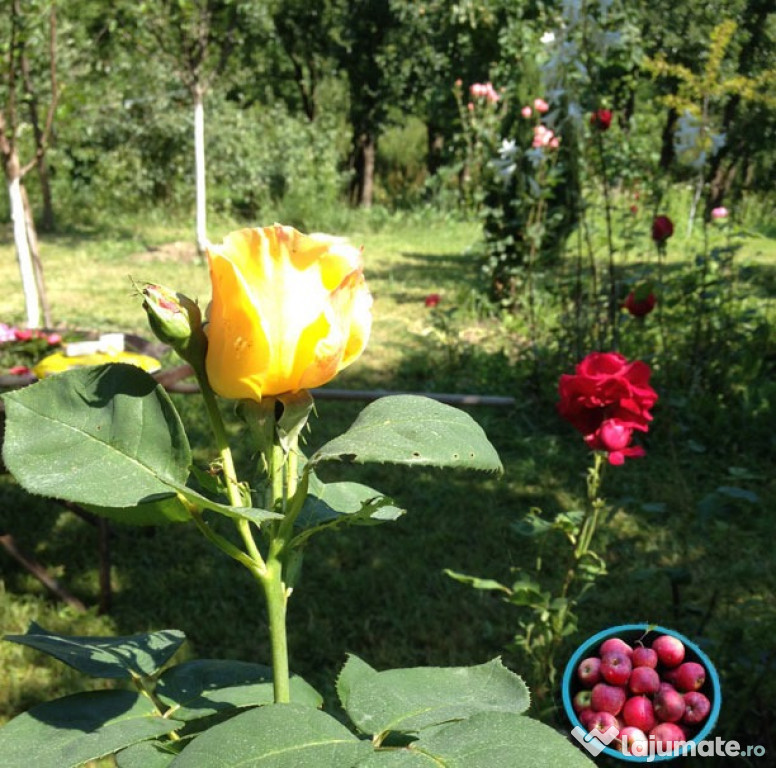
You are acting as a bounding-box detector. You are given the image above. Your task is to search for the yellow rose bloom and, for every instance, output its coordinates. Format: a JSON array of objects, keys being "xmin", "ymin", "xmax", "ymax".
[{"xmin": 205, "ymin": 225, "xmax": 372, "ymax": 401}]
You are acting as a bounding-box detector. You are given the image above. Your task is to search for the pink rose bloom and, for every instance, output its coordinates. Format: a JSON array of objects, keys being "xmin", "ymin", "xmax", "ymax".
[
  {"xmin": 521, "ymin": 106, "xmax": 532, "ymax": 118},
  {"xmin": 9, "ymin": 365, "xmax": 31, "ymax": 376},
  {"xmin": 484, "ymin": 82, "xmax": 500, "ymax": 103},
  {"xmin": 46, "ymin": 332, "xmax": 62, "ymax": 345},
  {"xmin": 532, "ymin": 124, "xmax": 558, "ymax": 149},
  {"xmin": 14, "ymin": 329, "xmax": 33, "ymax": 342},
  {"xmin": 469, "ymin": 83, "xmax": 486, "ymax": 98},
  {"xmin": 711, "ymin": 206, "xmax": 729, "ymax": 220},
  {"xmin": 534, "ymin": 98, "xmax": 549, "ymax": 114}
]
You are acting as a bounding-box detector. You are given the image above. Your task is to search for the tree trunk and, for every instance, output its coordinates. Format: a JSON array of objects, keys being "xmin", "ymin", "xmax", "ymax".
[
  {"xmin": 659, "ymin": 107, "xmax": 678, "ymax": 171},
  {"xmin": 193, "ymin": 83, "xmax": 208, "ymax": 255},
  {"xmin": 7, "ymin": 167, "xmax": 41, "ymax": 328},
  {"xmin": 21, "ymin": 184, "xmax": 52, "ymax": 327},
  {"xmin": 426, "ymin": 123, "xmax": 445, "ymax": 176},
  {"xmin": 20, "ymin": 37, "xmax": 56, "ymax": 231},
  {"xmin": 35, "ymin": 157, "xmax": 55, "ymax": 232},
  {"xmin": 351, "ymin": 132, "xmax": 376, "ymax": 208}
]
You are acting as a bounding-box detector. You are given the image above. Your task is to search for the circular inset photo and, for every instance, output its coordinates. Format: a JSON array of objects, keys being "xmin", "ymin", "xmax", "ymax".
[{"xmin": 562, "ymin": 624, "xmax": 721, "ymax": 762}]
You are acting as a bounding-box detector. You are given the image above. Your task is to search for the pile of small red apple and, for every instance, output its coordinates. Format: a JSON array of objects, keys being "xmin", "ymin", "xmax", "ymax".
[{"xmin": 572, "ymin": 633, "xmax": 712, "ymax": 755}]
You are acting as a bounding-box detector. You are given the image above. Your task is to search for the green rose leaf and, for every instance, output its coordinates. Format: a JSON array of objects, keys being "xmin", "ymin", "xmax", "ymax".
[
  {"xmin": 338, "ymin": 656, "xmax": 530, "ymax": 736},
  {"xmin": 4, "ymin": 623, "xmax": 185, "ymax": 679},
  {"xmin": 156, "ymin": 659, "xmax": 323, "ymax": 721},
  {"xmin": 355, "ymin": 752, "xmax": 437, "ymax": 767},
  {"xmin": 1, "ymin": 364, "xmax": 191, "ymax": 509},
  {"xmin": 116, "ymin": 741, "xmax": 178, "ymax": 768},
  {"xmin": 310, "ymin": 396, "xmax": 502, "ymax": 472},
  {"xmin": 168, "ymin": 703, "xmax": 371, "ymax": 767},
  {"xmin": 443, "ymin": 569, "xmax": 511, "ymax": 594},
  {"xmin": 296, "ymin": 475, "xmax": 405, "ymax": 530},
  {"xmin": 173, "ymin": 483, "xmax": 282, "ymax": 525},
  {"xmin": 82, "ymin": 495, "xmax": 191, "ymax": 526},
  {"xmin": 0, "ymin": 690, "xmax": 181, "ymax": 768},
  {"xmin": 403, "ymin": 712, "xmax": 597, "ymax": 767}
]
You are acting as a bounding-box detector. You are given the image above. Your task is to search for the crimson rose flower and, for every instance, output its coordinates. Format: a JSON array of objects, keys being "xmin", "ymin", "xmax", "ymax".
[
  {"xmin": 652, "ymin": 215, "xmax": 674, "ymax": 243},
  {"xmin": 424, "ymin": 293, "xmax": 441, "ymax": 308},
  {"xmin": 591, "ymin": 109, "xmax": 612, "ymax": 131},
  {"xmin": 557, "ymin": 352, "xmax": 658, "ymax": 465}
]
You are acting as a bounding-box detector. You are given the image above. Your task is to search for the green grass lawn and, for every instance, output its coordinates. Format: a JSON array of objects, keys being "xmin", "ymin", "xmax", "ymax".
[{"xmin": 1, "ymin": 210, "xmax": 774, "ymax": 766}]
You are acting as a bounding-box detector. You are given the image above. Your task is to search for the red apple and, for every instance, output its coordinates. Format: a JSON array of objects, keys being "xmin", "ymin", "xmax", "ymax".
[
  {"xmin": 618, "ymin": 726, "xmax": 648, "ymax": 757},
  {"xmin": 629, "ymin": 666, "xmax": 660, "ymax": 694},
  {"xmin": 652, "ymin": 634, "xmax": 685, "ymax": 668},
  {"xmin": 600, "ymin": 637, "xmax": 633, "ymax": 658},
  {"xmin": 622, "ymin": 694, "xmax": 657, "ymax": 732},
  {"xmin": 632, "ymin": 646, "xmax": 658, "ymax": 669},
  {"xmin": 674, "ymin": 661, "xmax": 706, "ymax": 692},
  {"xmin": 682, "ymin": 691, "xmax": 711, "ymax": 725},
  {"xmin": 591, "ymin": 682, "xmax": 627, "ymax": 716},
  {"xmin": 650, "ymin": 722, "xmax": 685, "ymax": 750},
  {"xmin": 588, "ymin": 711, "xmax": 620, "ymax": 737},
  {"xmin": 600, "ymin": 650, "xmax": 632, "ymax": 686},
  {"xmin": 653, "ymin": 687, "xmax": 686, "ymax": 723},
  {"xmin": 577, "ymin": 656, "xmax": 602, "ymax": 687}
]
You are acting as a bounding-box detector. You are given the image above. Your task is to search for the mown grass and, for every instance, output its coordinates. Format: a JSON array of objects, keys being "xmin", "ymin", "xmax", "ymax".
[{"xmin": 1, "ymin": 208, "xmax": 774, "ymax": 766}]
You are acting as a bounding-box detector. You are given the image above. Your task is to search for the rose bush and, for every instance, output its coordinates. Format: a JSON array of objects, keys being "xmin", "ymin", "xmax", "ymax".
[
  {"xmin": 205, "ymin": 225, "xmax": 372, "ymax": 401},
  {"xmin": 557, "ymin": 352, "xmax": 658, "ymax": 465}
]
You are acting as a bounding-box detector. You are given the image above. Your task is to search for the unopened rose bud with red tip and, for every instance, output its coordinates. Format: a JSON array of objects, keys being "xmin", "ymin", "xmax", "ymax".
[{"xmin": 142, "ymin": 283, "xmax": 207, "ymax": 371}]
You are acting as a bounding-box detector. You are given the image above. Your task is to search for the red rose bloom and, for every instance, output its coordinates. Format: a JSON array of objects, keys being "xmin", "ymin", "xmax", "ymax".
[
  {"xmin": 652, "ymin": 216, "xmax": 674, "ymax": 243},
  {"xmin": 557, "ymin": 352, "xmax": 658, "ymax": 465},
  {"xmin": 624, "ymin": 291, "xmax": 656, "ymax": 317},
  {"xmin": 424, "ymin": 293, "xmax": 441, "ymax": 308},
  {"xmin": 591, "ymin": 109, "xmax": 612, "ymax": 131}
]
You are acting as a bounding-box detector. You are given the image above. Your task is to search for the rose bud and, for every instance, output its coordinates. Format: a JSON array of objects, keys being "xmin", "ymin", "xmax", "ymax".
[{"xmin": 142, "ymin": 283, "xmax": 207, "ymax": 372}]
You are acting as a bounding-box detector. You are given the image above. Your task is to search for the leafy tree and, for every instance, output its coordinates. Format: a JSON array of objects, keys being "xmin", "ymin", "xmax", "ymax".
[
  {"xmin": 0, "ymin": 0, "xmax": 57, "ymax": 328},
  {"xmin": 333, "ymin": 0, "xmax": 398, "ymax": 207},
  {"xmin": 125, "ymin": 0, "xmax": 248, "ymax": 253}
]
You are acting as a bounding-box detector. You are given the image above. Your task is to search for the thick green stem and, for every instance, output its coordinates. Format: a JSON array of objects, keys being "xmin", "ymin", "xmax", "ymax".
[
  {"xmin": 260, "ymin": 555, "xmax": 291, "ymax": 703},
  {"xmin": 561, "ymin": 453, "xmax": 606, "ymax": 597}
]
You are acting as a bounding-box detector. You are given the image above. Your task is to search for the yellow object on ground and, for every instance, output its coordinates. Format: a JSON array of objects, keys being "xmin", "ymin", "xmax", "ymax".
[{"xmin": 33, "ymin": 351, "xmax": 162, "ymax": 379}]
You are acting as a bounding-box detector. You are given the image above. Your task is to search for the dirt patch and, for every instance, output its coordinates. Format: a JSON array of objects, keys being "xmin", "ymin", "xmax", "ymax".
[{"xmin": 130, "ymin": 241, "xmax": 200, "ymax": 264}]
